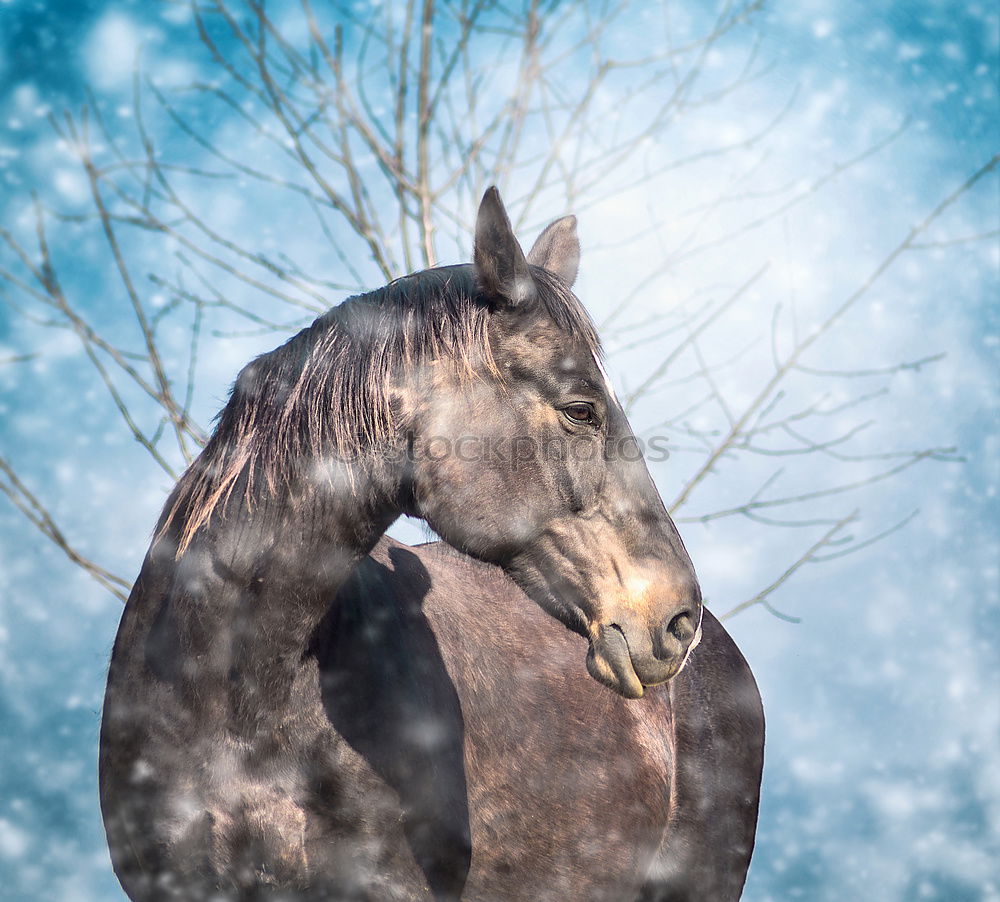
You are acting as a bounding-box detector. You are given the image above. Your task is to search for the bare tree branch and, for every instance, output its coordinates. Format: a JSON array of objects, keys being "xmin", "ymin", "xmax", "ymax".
[
  {"xmin": 669, "ymin": 154, "xmax": 999, "ymax": 515},
  {"xmin": 0, "ymin": 0, "xmax": 988, "ymax": 623},
  {"xmin": 0, "ymin": 456, "xmax": 131, "ymax": 602}
]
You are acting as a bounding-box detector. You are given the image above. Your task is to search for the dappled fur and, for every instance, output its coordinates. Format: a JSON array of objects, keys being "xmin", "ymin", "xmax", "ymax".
[{"xmin": 104, "ymin": 536, "xmax": 763, "ymax": 900}]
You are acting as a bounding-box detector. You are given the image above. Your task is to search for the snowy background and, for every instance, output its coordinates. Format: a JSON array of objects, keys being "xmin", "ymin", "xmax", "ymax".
[{"xmin": 0, "ymin": 1, "xmax": 997, "ymax": 900}]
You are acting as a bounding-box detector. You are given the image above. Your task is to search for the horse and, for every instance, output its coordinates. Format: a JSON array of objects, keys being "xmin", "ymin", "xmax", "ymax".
[{"xmin": 100, "ymin": 188, "xmax": 764, "ymax": 900}]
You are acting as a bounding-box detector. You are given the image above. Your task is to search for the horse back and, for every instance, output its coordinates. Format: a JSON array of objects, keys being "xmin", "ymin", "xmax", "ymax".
[{"xmin": 396, "ymin": 541, "xmax": 762, "ymax": 901}]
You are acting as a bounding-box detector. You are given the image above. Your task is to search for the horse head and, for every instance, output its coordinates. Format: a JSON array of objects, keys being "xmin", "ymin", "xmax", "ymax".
[{"xmin": 400, "ymin": 189, "xmax": 702, "ymax": 698}]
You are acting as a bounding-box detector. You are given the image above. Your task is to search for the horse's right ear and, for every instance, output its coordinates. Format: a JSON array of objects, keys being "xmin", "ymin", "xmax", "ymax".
[
  {"xmin": 474, "ymin": 187, "xmax": 534, "ymax": 307},
  {"xmin": 527, "ymin": 216, "xmax": 579, "ymax": 287}
]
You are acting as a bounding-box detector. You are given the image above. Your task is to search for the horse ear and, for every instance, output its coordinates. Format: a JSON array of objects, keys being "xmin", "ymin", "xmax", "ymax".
[
  {"xmin": 474, "ymin": 186, "xmax": 534, "ymax": 307},
  {"xmin": 527, "ymin": 216, "xmax": 579, "ymax": 288}
]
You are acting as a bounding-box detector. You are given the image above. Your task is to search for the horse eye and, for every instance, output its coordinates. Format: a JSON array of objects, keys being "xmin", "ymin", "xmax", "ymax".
[{"xmin": 563, "ymin": 403, "xmax": 595, "ymax": 425}]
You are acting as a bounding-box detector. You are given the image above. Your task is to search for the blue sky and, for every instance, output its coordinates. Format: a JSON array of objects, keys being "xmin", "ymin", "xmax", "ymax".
[{"xmin": 0, "ymin": 1, "xmax": 997, "ymax": 900}]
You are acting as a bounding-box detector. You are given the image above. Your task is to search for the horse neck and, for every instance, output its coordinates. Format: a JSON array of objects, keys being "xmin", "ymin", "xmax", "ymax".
[{"xmin": 169, "ymin": 452, "xmax": 402, "ymax": 733}]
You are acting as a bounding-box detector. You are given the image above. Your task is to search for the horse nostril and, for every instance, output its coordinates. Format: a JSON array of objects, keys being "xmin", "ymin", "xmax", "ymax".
[
  {"xmin": 650, "ymin": 610, "xmax": 697, "ymax": 662},
  {"xmin": 667, "ymin": 610, "xmax": 696, "ymax": 644}
]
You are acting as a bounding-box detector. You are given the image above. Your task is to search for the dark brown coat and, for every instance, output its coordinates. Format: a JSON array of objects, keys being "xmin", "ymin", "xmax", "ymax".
[{"xmin": 101, "ymin": 536, "xmax": 763, "ymax": 900}]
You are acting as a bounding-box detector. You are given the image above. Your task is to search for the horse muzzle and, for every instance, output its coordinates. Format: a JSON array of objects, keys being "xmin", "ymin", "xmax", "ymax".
[{"xmin": 586, "ymin": 608, "xmax": 702, "ymax": 699}]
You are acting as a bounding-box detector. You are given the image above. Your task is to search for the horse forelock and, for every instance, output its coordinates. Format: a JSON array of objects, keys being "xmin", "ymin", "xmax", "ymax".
[{"xmin": 160, "ymin": 264, "xmax": 601, "ymax": 556}]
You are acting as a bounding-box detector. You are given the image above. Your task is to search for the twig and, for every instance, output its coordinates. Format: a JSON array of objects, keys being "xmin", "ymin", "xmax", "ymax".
[
  {"xmin": 0, "ymin": 455, "xmax": 131, "ymax": 601},
  {"xmin": 719, "ymin": 512, "xmax": 857, "ymax": 621},
  {"xmin": 670, "ymin": 154, "xmax": 1000, "ymax": 514}
]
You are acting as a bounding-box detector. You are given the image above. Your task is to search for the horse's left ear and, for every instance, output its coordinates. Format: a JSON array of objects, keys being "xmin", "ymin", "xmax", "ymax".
[
  {"xmin": 527, "ymin": 216, "xmax": 579, "ymax": 288},
  {"xmin": 474, "ymin": 186, "xmax": 535, "ymax": 307}
]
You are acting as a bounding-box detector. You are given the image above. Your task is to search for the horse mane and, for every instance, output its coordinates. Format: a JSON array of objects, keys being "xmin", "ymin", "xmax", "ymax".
[{"xmin": 159, "ymin": 264, "xmax": 600, "ymax": 555}]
